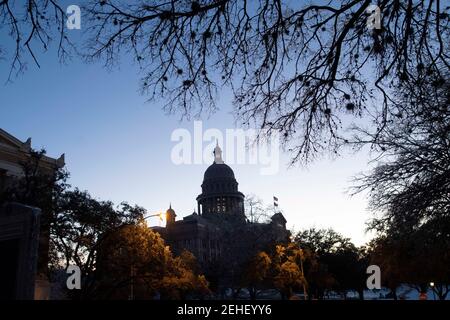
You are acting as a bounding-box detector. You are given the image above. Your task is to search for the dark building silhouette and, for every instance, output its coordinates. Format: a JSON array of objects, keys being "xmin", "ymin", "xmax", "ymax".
[
  {"xmin": 152, "ymin": 143, "xmax": 289, "ymax": 286},
  {"xmin": 196, "ymin": 143, "xmax": 245, "ymax": 221},
  {"xmin": 0, "ymin": 128, "xmax": 64, "ymax": 299}
]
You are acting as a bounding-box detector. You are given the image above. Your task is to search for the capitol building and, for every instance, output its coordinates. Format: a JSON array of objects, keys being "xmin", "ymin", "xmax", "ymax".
[{"xmin": 152, "ymin": 143, "xmax": 290, "ymax": 287}]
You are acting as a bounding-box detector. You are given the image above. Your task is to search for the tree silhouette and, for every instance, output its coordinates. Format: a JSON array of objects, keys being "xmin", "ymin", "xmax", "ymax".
[
  {"xmin": 352, "ymin": 74, "xmax": 449, "ymax": 235},
  {"xmin": 295, "ymin": 228, "xmax": 368, "ymax": 299},
  {"xmin": 84, "ymin": 0, "xmax": 449, "ymax": 162},
  {"xmin": 0, "ymin": 149, "xmax": 68, "ymax": 282},
  {"xmin": 50, "ymin": 189, "xmax": 145, "ymax": 298},
  {"xmin": 2, "ymin": 1, "xmax": 448, "ymax": 162},
  {"xmin": 241, "ymin": 251, "xmax": 272, "ymax": 300},
  {"xmin": 368, "ymin": 223, "xmax": 450, "ymax": 300},
  {"xmin": 354, "ymin": 72, "xmax": 450, "ymax": 300},
  {"xmin": 0, "ymin": 0, "xmax": 72, "ymax": 79}
]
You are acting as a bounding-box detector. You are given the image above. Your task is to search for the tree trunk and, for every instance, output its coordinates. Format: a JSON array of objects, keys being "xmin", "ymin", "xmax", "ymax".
[
  {"xmin": 358, "ymin": 289, "xmax": 364, "ymax": 300},
  {"xmin": 391, "ymin": 288, "xmax": 398, "ymax": 300},
  {"xmin": 248, "ymin": 287, "xmax": 256, "ymax": 300},
  {"xmin": 436, "ymin": 284, "xmax": 449, "ymax": 300},
  {"xmin": 232, "ymin": 287, "xmax": 241, "ymax": 300}
]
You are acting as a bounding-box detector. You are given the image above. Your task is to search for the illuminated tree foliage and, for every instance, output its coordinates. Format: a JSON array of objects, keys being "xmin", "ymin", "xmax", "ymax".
[
  {"xmin": 95, "ymin": 222, "xmax": 210, "ymax": 299},
  {"xmin": 50, "ymin": 190, "xmax": 145, "ymax": 298},
  {"xmin": 0, "ymin": 158, "xmax": 208, "ymax": 300},
  {"xmin": 271, "ymin": 243, "xmax": 308, "ymax": 299},
  {"xmin": 241, "ymin": 251, "xmax": 272, "ymax": 300},
  {"xmin": 244, "ymin": 242, "xmax": 310, "ymax": 299}
]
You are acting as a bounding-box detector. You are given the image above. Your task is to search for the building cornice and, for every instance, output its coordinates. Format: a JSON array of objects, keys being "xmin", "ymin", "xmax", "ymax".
[{"xmin": 0, "ymin": 128, "xmax": 65, "ymax": 170}]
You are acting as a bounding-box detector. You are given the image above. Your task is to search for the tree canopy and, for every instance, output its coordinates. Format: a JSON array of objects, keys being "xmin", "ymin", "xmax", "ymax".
[{"xmin": 95, "ymin": 222, "xmax": 210, "ymax": 299}]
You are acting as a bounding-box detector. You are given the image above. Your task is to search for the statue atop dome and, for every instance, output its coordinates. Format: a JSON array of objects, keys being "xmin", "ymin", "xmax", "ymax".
[{"xmin": 213, "ymin": 140, "xmax": 224, "ymax": 164}]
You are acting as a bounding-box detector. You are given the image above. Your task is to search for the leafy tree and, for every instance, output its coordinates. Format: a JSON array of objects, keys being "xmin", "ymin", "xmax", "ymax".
[
  {"xmin": 95, "ymin": 222, "xmax": 210, "ymax": 299},
  {"xmin": 367, "ymin": 236, "xmax": 406, "ymax": 299},
  {"xmin": 0, "ymin": 151, "xmax": 154, "ymax": 299},
  {"xmin": 295, "ymin": 228, "xmax": 353, "ymax": 255},
  {"xmin": 50, "ymin": 189, "xmax": 144, "ymax": 298},
  {"xmin": 270, "ymin": 243, "xmax": 308, "ymax": 299},
  {"xmin": 322, "ymin": 244, "xmax": 368, "ymax": 299},
  {"xmin": 303, "ymin": 256, "xmax": 335, "ymax": 300},
  {"xmin": 241, "ymin": 251, "xmax": 272, "ymax": 300},
  {"xmin": 295, "ymin": 228, "xmax": 368, "ymax": 299},
  {"xmin": 202, "ymin": 205, "xmax": 289, "ymax": 299},
  {"xmin": 0, "ymin": 149, "xmax": 68, "ymax": 279},
  {"xmin": 160, "ymin": 250, "xmax": 210, "ymax": 299},
  {"xmin": 368, "ymin": 219, "xmax": 450, "ymax": 300}
]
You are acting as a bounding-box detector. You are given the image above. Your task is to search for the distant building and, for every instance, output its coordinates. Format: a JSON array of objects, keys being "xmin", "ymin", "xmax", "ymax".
[
  {"xmin": 152, "ymin": 143, "xmax": 289, "ymax": 288},
  {"xmin": 0, "ymin": 128, "xmax": 65, "ymax": 300}
]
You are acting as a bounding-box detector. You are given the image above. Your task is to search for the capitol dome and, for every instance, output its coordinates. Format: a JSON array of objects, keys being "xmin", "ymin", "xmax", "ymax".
[
  {"xmin": 203, "ymin": 162, "xmax": 235, "ymax": 180},
  {"xmin": 196, "ymin": 143, "xmax": 245, "ymax": 219}
]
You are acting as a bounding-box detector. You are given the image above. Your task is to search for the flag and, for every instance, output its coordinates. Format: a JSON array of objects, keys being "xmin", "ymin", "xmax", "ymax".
[{"xmin": 273, "ymin": 196, "xmax": 279, "ymax": 207}]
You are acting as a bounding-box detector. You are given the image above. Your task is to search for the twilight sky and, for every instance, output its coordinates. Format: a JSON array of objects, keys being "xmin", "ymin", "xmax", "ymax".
[{"xmin": 0, "ymin": 10, "xmax": 376, "ymax": 245}]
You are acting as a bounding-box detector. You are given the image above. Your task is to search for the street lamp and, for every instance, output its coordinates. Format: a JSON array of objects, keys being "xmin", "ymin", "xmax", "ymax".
[
  {"xmin": 143, "ymin": 212, "xmax": 166, "ymax": 222},
  {"xmin": 430, "ymin": 282, "xmax": 436, "ymax": 300},
  {"xmin": 128, "ymin": 211, "xmax": 165, "ymax": 300}
]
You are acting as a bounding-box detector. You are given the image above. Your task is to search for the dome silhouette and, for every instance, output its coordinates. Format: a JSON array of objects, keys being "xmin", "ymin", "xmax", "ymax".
[
  {"xmin": 197, "ymin": 143, "xmax": 244, "ymax": 218},
  {"xmin": 203, "ymin": 162, "xmax": 235, "ymax": 180}
]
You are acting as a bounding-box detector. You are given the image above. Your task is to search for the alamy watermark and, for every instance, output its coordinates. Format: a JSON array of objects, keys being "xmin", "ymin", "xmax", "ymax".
[
  {"xmin": 66, "ymin": 265, "xmax": 81, "ymax": 290},
  {"xmin": 66, "ymin": 5, "xmax": 81, "ymax": 30},
  {"xmin": 366, "ymin": 4, "xmax": 381, "ymax": 30},
  {"xmin": 171, "ymin": 121, "xmax": 280, "ymax": 175},
  {"xmin": 366, "ymin": 265, "xmax": 381, "ymax": 290}
]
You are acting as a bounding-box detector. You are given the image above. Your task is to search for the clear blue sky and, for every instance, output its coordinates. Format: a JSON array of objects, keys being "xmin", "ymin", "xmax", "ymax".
[{"xmin": 0, "ymin": 7, "xmax": 374, "ymax": 245}]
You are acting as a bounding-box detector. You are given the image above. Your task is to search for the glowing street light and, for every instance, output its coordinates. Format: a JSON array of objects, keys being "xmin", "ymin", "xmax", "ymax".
[
  {"xmin": 143, "ymin": 212, "xmax": 166, "ymax": 222},
  {"xmin": 429, "ymin": 282, "xmax": 436, "ymax": 300}
]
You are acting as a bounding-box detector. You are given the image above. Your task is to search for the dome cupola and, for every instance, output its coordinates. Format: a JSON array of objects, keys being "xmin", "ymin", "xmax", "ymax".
[
  {"xmin": 166, "ymin": 203, "xmax": 176, "ymax": 225},
  {"xmin": 196, "ymin": 143, "xmax": 245, "ymax": 220}
]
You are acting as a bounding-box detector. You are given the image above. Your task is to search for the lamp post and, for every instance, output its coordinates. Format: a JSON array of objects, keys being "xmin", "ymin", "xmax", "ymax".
[
  {"xmin": 289, "ymin": 235, "xmax": 307, "ymax": 300},
  {"xmin": 143, "ymin": 212, "xmax": 166, "ymax": 224},
  {"xmin": 299, "ymin": 249, "xmax": 307, "ymax": 300},
  {"xmin": 430, "ymin": 282, "xmax": 436, "ymax": 300},
  {"xmin": 127, "ymin": 211, "xmax": 165, "ymax": 300}
]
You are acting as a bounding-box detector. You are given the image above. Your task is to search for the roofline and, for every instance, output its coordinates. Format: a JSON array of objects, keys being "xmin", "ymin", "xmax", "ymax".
[
  {"xmin": 0, "ymin": 128, "xmax": 65, "ymax": 168},
  {"xmin": 0, "ymin": 128, "xmax": 26, "ymax": 147}
]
